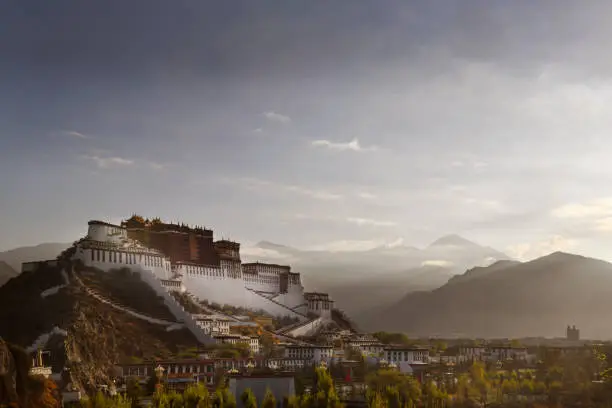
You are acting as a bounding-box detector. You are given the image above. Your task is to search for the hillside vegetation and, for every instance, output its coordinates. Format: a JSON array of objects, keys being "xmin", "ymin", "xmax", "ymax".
[{"xmin": 0, "ymin": 261, "xmax": 199, "ymax": 394}]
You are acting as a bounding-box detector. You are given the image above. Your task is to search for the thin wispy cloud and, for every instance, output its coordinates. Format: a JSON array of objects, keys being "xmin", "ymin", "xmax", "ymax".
[
  {"xmin": 60, "ymin": 130, "xmax": 92, "ymax": 140},
  {"xmin": 311, "ymin": 138, "xmax": 377, "ymax": 152},
  {"xmin": 346, "ymin": 217, "xmax": 397, "ymax": 227},
  {"xmin": 229, "ymin": 177, "xmax": 343, "ymax": 201},
  {"xmin": 81, "ymin": 154, "xmax": 134, "ymax": 169},
  {"xmin": 253, "ymin": 128, "xmax": 264, "ymax": 134},
  {"xmin": 506, "ymin": 235, "xmax": 578, "ymax": 261},
  {"xmin": 451, "ymin": 160, "xmax": 488, "ymax": 169},
  {"xmin": 551, "ymin": 198, "xmax": 612, "ymax": 233},
  {"xmin": 357, "ymin": 192, "xmax": 377, "ymax": 200},
  {"xmin": 147, "ymin": 162, "xmax": 170, "ymax": 171},
  {"xmin": 551, "ymin": 198, "xmax": 612, "ymax": 219},
  {"xmin": 263, "ymin": 111, "xmax": 291, "ymax": 124}
]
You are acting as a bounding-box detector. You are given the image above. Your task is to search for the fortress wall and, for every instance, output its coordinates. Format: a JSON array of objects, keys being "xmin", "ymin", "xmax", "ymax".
[
  {"xmin": 244, "ymin": 290, "xmax": 304, "ymax": 319},
  {"xmin": 79, "ymin": 247, "xmax": 170, "ymax": 279},
  {"xmin": 135, "ymin": 266, "xmax": 215, "ymax": 344},
  {"xmin": 87, "ymin": 223, "xmax": 127, "ymax": 244},
  {"xmin": 272, "ymin": 290, "xmax": 306, "ymax": 310},
  {"xmin": 243, "ymin": 278, "xmax": 279, "ymax": 293},
  {"xmin": 284, "ymin": 317, "xmax": 325, "ymax": 337},
  {"xmin": 182, "ymin": 272, "xmax": 248, "ymax": 308}
]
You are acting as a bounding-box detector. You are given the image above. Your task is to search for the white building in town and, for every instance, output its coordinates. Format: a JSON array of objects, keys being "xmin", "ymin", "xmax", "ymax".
[{"xmin": 284, "ymin": 345, "xmax": 334, "ymax": 363}]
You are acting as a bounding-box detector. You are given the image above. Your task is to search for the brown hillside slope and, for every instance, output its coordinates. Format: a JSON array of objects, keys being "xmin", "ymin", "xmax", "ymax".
[
  {"xmin": 360, "ymin": 252, "xmax": 612, "ymax": 339},
  {"xmin": 0, "ymin": 261, "xmax": 18, "ymax": 287},
  {"xmin": 0, "ymin": 261, "xmax": 199, "ymax": 393}
]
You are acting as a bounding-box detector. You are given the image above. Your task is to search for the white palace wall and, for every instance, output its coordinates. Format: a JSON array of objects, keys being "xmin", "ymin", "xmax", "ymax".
[
  {"xmin": 182, "ymin": 270, "xmax": 248, "ymax": 308},
  {"xmin": 73, "ymin": 221, "xmax": 332, "ymax": 321},
  {"xmin": 87, "ymin": 223, "xmax": 128, "ymax": 244},
  {"xmin": 76, "ymin": 246, "xmax": 171, "ymax": 279}
]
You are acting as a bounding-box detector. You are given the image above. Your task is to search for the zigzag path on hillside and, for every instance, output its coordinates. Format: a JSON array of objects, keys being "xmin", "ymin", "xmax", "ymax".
[
  {"xmin": 72, "ymin": 271, "xmax": 181, "ymax": 327},
  {"xmin": 187, "ymin": 292, "xmax": 313, "ymax": 346}
]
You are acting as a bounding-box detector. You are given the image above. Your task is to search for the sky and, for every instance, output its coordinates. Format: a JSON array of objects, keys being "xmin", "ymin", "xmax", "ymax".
[{"xmin": 2, "ymin": 1, "xmax": 612, "ymax": 261}]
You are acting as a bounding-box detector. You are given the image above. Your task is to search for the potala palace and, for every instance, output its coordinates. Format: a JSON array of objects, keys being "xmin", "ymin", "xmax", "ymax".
[{"xmin": 59, "ymin": 216, "xmax": 334, "ymax": 334}]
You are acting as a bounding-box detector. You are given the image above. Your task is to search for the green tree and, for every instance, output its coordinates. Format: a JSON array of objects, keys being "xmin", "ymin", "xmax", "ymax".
[
  {"xmin": 126, "ymin": 377, "xmax": 142, "ymax": 406},
  {"xmin": 184, "ymin": 383, "xmax": 210, "ymax": 408},
  {"xmin": 241, "ymin": 389, "xmax": 257, "ymax": 408},
  {"xmin": 284, "ymin": 396, "xmax": 300, "ymax": 408},
  {"xmin": 312, "ymin": 367, "xmax": 343, "ymax": 408},
  {"xmin": 214, "ymin": 388, "xmax": 236, "ymax": 408},
  {"xmin": 261, "ymin": 388, "xmax": 276, "ymax": 408},
  {"xmin": 84, "ymin": 392, "xmax": 132, "ymax": 408}
]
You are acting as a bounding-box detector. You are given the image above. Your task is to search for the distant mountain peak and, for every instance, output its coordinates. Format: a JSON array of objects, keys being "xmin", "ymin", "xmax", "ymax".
[
  {"xmin": 429, "ymin": 234, "xmax": 478, "ymax": 248},
  {"xmin": 255, "ymin": 240, "xmax": 289, "ymax": 249}
]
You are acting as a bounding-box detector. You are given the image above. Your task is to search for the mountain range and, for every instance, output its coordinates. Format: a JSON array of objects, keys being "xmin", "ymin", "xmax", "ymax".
[
  {"xmin": 0, "ymin": 261, "xmax": 17, "ymax": 287},
  {"xmin": 243, "ymin": 235, "xmax": 510, "ymax": 315},
  {"xmin": 359, "ymin": 252, "xmax": 612, "ymax": 339},
  {"xmin": 0, "ymin": 243, "xmax": 70, "ymax": 287}
]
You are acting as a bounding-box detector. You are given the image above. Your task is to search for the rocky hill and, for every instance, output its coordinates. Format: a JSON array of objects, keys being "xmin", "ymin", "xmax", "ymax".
[
  {"xmin": 359, "ymin": 252, "xmax": 612, "ymax": 339},
  {"xmin": 0, "ymin": 260, "xmax": 199, "ymax": 394},
  {"xmin": 0, "ymin": 243, "xmax": 69, "ymax": 272},
  {"xmin": 0, "ymin": 261, "xmax": 17, "ymax": 287}
]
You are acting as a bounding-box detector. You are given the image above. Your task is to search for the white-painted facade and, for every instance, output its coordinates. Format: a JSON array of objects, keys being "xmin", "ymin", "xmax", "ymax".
[
  {"xmin": 384, "ymin": 347, "xmax": 430, "ymax": 364},
  {"xmin": 195, "ymin": 316, "xmax": 231, "ymax": 335},
  {"xmin": 67, "ymin": 220, "xmax": 334, "ymax": 324},
  {"xmin": 284, "ymin": 345, "xmax": 333, "ymax": 363}
]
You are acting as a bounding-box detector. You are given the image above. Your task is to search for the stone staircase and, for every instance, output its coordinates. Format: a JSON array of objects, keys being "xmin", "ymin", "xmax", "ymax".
[
  {"xmin": 278, "ymin": 316, "xmax": 325, "ymax": 337},
  {"xmin": 244, "ymin": 287, "xmax": 308, "ymax": 320}
]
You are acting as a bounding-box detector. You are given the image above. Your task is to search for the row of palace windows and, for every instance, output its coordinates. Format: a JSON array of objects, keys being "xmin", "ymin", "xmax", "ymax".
[
  {"xmin": 244, "ymin": 276, "xmax": 280, "ymax": 285},
  {"xmin": 308, "ymin": 300, "xmax": 331, "ymax": 310},
  {"xmin": 91, "ymin": 249, "xmax": 136, "ymax": 265},
  {"xmin": 90, "ymin": 249, "xmax": 164, "ymax": 268},
  {"xmin": 184, "ymin": 266, "xmax": 225, "ymax": 277}
]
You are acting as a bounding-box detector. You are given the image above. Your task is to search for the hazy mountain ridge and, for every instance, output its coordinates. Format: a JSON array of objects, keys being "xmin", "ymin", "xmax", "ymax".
[
  {"xmin": 359, "ymin": 252, "xmax": 612, "ymax": 339},
  {"xmin": 0, "ymin": 261, "xmax": 17, "ymax": 287},
  {"xmin": 0, "ymin": 242, "xmax": 69, "ymax": 272},
  {"xmin": 245, "ymin": 235, "xmax": 511, "ymax": 314}
]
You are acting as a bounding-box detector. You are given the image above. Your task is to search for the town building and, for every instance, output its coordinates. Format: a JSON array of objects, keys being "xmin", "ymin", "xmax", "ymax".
[
  {"xmin": 194, "ymin": 316, "xmax": 231, "ymax": 336},
  {"xmin": 214, "ymin": 334, "xmax": 260, "ymax": 354},
  {"xmin": 284, "ymin": 345, "xmax": 333, "ymax": 363},
  {"xmin": 117, "ymin": 358, "xmax": 216, "ymax": 389},
  {"xmin": 383, "ymin": 346, "xmax": 430, "ymax": 364},
  {"xmin": 567, "ymin": 325, "xmax": 580, "ymax": 341}
]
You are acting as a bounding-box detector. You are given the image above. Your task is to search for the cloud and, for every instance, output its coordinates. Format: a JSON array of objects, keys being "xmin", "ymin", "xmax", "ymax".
[
  {"xmin": 285, "ymin": 185, "xmax": 342, "ymax": 200},
  {"xmin": 551, "ymin": 198, "xmax": 612, "ymax": 233},
  {"xmin": 147, "ymin": 161, "xmax": 171, "ymax": 171},
  {"xmin": 307, "ymin": 239, "xmax": 384, "ymax": 252},
  {"xmin": 231, "ymin": 177, "xmax": 342, "ymax": 201},
  {"xmin": 551, "ymin": 198, "xmax": 612, "ymax": 219},
  {"xmin": 346, "ymin": 217, "xmax": 397, "ymax": 227},
  {"xmin": 263, "ymin": 111, "xmax": 291, "ymax": 123},
  {"xmin": 253, "ymin": 128, "xmax": 264, "ymax": 134},
  {"xmin": 506, "ymin": 235, "xmax": 578, "ymax": 261},
  {"xmin": 311, "ymin": 138, "xmax": 377, "ymax": 152},
  {"xmin": 421, "ymin": 260, "xmax": 454, "ymax": 268},
  {"xmin": 451, "ymin": 159, "xmax": 488, "ymax": 169},
  {"xmin": 81, "ymin": 155, "xmax": 134, "ymax": 169},
  {"xmin": 357, "ymin": 192, "xmax": 377, "ymax": 200},
  {"xmin": 240, "ymin": 246, "xmax": 292, "ymax": 262},
  {"xmin": 60, "ymin": 130, "xmax": 92, "ymax": 139}
]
